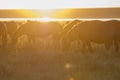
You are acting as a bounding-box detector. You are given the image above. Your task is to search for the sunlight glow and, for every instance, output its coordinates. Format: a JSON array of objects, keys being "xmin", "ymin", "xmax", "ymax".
[
  {"xmin": 65, "ymin": 63, "xmax": 71, "ymax": 69},
  {"xmin": 39, "ymin": 17, "xmax": 55, "ymax": 22},
  {"xmin": 1, "ymin": 0, "xmax": 119, "ymax": 19},
  {"xmin": 0, "ymin": 0, "xmax": 120, "ymax": 9},
  {"xmin": 70, "ymin": 77, "xmax": 75, "ymax": 80}
]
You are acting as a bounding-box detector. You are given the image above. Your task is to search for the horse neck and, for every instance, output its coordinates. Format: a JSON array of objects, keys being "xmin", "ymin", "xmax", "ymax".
[{"xmin": 12, "ymin": 26, "xmax": 24, "ymax": 40}]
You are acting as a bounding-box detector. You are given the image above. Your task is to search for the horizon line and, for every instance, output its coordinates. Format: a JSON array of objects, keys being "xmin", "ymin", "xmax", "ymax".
[{"xmin": 0, "ymin": 7, "xmax": 120, "ymax": 10}]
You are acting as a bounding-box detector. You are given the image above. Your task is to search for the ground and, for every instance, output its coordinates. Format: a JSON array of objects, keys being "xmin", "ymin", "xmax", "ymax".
[{"xmin": 0, "ymin": 43, "xmax": 120, "ymax": 80}]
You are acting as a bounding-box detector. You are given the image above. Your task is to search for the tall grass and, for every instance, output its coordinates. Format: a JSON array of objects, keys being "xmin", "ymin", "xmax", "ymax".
[{"xmin": 0, "ymin": 36, "xmax": 120, "ymax": 80}]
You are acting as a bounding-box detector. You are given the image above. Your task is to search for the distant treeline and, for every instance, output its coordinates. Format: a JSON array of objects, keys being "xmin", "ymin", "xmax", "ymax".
[{"xmin": 0, "ymin": 8, "xmax": 120, "ymax": 18}]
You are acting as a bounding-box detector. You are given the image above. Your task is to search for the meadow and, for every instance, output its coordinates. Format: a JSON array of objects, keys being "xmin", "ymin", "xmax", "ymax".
[{"xmin": 0, "ymin": 19, "xmax": 120, "ymax": 80}]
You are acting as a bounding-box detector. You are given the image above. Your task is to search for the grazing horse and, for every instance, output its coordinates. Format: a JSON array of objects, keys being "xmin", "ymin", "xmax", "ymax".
[
  {"xmin": 61, "ymin": 20, "xmax": 82, "ymax": 47},
  {"xmin": 12, "ymin": 21, "xmax": 62, "ymax": 47},
  {"xmin": 62, "ymin": 19, "xmax": 81, "ymax": 35},
  {"xmin": 62, "ymin": 20, "xmax": 119, "ymax": 52},
  {"xmin": 105, "ymin": 20, "xmax": 120, "ymax": 51},
  {"xmin": 4, "ymin": 21, "xmax": 18, "ymax": 36},
  {"xmin": 3, "ymin": 21, "xmax": 18, "ymax": 45},
  {"xmin": 0, "ymin": 22, "xmax": 7, "ymax": 49}
]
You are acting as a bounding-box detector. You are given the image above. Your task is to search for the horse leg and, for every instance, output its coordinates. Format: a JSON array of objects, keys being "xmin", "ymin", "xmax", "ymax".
[
  {"xmin": 53, "ymin": 34, "xmax": 61, "ymax": 49},
  {"xmin": 27, "ymin": 35, "xmax": 36, "ymax": 44},
  {"xmin": 81, "ymin": 41, "xmax": 88, "ymax": 53},
  {"xmin": 104, "ymin": 41, "xmax": 112, "ymax": 50},
  {"xmin": 114, "ymin": 40, "xmax": 119, "ymax": 52},
  {"xmin": 87, "ymin": 42, "xmax": 93, "ymax": 53},
  {"xmin": 1, "ymin": 31, "xmax": 7, "ymax": 49}
]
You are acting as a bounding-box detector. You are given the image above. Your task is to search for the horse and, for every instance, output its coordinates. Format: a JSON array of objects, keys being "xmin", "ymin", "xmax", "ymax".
[
  {"xmin": 0, "ymin": 21, "xmax": 7, "ymax": 49},
  {"xmin": 62, "ymin": 20, "xmax": 118, "ymax": 52},
  {"xmin": 4, "ymin": 21, "xmax": 18, "ymax": 36},
  {"xmin": 11, "ymin": 20, "xmax": 62, "ymax": 47}
]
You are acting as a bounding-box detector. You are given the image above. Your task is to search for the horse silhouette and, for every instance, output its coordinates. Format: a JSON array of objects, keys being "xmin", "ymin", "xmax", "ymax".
[
  {"xmin": 0, "ymin": 22, "xmax": 7, "ymax": 49},
  {"xmin": 62, "ymin": 20, "xmax": 120, "ymax": 52},
  {"xmin": 12, "ymin": 20, "xmax": 62, "ymax": 47},
  {"xmin": 4, "ymin": 21, "xmax": 18, "ymax": 36}
]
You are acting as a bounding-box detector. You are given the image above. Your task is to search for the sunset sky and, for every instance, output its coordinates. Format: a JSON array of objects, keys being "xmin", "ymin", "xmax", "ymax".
[{"xmin": 1, "ymin": 0, "xmax": 120, "ymax": 9}]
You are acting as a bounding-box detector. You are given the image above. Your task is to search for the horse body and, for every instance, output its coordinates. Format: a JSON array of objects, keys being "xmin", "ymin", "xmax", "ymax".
[
  {"xmin": 12, "ymin": 21, "xmax": 62, "ymax": 46},
  {"xmin": 0, "ymin": 22, "xmax": 7, "ymax": 48},
  {"xmin": 4, "ymin": 21, "xmax": 18, "ymax": 36},
  {"xmin": 62, "ymin": 20, "xmax": 81, "ymax": 35},
  {"xmin": 62, "ymin": 20, "xmax": 120, "ymax": 52}
]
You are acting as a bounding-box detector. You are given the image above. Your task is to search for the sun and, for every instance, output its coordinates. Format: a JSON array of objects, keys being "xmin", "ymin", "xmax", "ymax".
[{"xmin": 39, "ymin": 17, "xmax": 55, "ymax": 22}]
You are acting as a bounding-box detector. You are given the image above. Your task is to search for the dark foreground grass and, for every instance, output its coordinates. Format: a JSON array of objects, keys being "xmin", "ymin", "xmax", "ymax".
[{"xmin": 0, "ymin": 42, "xmax": 120, "ymax": 80}]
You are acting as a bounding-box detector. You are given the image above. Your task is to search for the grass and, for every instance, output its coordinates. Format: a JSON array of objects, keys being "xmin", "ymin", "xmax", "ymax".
[{"xmin": 0, "ymin": 39, "xmax": 120, "ymax": 80}]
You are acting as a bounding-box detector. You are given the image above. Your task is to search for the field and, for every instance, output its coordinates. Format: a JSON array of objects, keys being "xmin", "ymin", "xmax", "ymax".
[
  {"xmin": 0, "ymin": 19, "xmax": 120, "ymax": 80},
  {"xmin": 0, "ymin": 0, "xmax": 120, "ymax": 79},
  {"xmin": 0, "ymin": 39, "xmax": 120, "ymax": 80}
]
